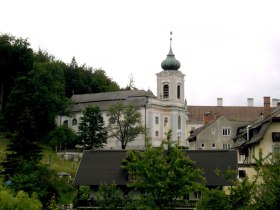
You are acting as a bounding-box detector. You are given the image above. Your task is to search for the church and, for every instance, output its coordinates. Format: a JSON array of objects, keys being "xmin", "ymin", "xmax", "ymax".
[{"xmin": 58, "ymin": 36, "xmax": 188, "ymax": 149}]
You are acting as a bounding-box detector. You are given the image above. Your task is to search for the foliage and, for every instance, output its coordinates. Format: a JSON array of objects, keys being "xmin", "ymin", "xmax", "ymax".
[
  {"xmin": 196, "ymin": 188, "xmax": 230, "ymax": 210},
  {"xmin": 46, "ymin": 126, "xmax": 78, "ymax": 150},
  {"xmin": 96, "ymin": 183, "xmax": 124, "ymax": 210},
  {"xmin": 107, "ymin": 103, "xmax": 144, "ymax": 149},
  {"xmin": 79, "ymin": 186, "xmax": 90, "ymax": 200},
  {"xmin": 253, "ymin": 153, "xmax": 280, "ymax": 210},
  {"xmin": 47, "ymin": 195, "xmax": 59, "ymax": 210},
  {"xmin": 7, "ymin": 160, "xmax": 76, "ymax": 208},
  {"xmin": 41, "ymin": 145, "xmax": 79, "ymax": 176},
  {"xmin": 78, "ymin": 106, "xmax": 108, "ymax": 149},
  {"xmin": 123, "ymin": 139, "xmax": 205, "ymax": 209},
  {"xmin": 0, "ymin": 186, "xmax": 42, "ymax": 210},
  {"xmin": 228, "ymin": 177, "xmax": 255, "ymax": 210},
  {"xmin": 0, "ymin": 33, "xmax": 33, "ymax": 113},
  {"xmin": 2, "ymin": 104, "xmax": 42, "ymax": 177},
  {"xmin": 64, "ymin": 58, "xmax": 120, "ymax": 97}
]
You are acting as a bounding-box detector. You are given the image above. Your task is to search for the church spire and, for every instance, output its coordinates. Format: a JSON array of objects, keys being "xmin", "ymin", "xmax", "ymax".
[{"xmin": 161, "ymin": 31, "xmax": 181, "ymax": 71}]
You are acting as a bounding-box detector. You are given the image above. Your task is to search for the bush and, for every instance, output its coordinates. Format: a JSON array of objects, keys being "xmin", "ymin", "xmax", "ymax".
[
  {"xmin": 46, "ymin": 126, "xmax": 78, "ymax": 150},
  {"xmin": 196, "ymin": 188, "xmax": 230, "ymax": 210}
]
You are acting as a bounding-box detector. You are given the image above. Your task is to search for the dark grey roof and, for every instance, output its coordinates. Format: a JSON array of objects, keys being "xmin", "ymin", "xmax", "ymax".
[
  {"xmin": 72, "ymin": 90, "xmax": 151, "ymax": 103},
  {"xmin": 74, "ymin": 150, "xmax": 237, "ymax": 187},
  {"xmin": 185, "ymin": 150, "xmax": 237, "ymax": 186},
  {"xmin": 74, "ymin": 150, "xmax": 127, "ymax": 186},
  {"xmin": 71, "ymin": 90, "xmax": 152, "ymax": 112},
  {"xmin": 233, "ymin": 107, "xmax": 280, "ymax": 148}
]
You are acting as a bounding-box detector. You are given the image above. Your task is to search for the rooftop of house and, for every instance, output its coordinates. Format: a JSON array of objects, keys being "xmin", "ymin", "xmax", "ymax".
[
  {"xmin": 233, "ymin": 107, "xmax": 280, "ymax": 148},
  {"xmin": 74, "ymin": 149, "xmax": 237, "ymax": 187},
  {"xmin": 187, "ymin": 106, "xmax": 264, "ymax": 123}
]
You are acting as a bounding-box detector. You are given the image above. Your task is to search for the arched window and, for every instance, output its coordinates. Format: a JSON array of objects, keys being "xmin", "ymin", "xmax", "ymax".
[
  {"xmin": 163, "ymin": 84, "xmax": 169, "ymax": 98},
  {"xmin": 177, "ymin": 85, "xmax": 181, "ymax": 99},
  {"xmin": 72, "ymin": 118, "xmax": 77, "ymax": 126},
  {"xmin": 63, "ymin": 120, "xmax": 68, "ymax": 126},
  {"xmin": 178, "ymin": 116, "xmax": 181, "ymax": 129}
]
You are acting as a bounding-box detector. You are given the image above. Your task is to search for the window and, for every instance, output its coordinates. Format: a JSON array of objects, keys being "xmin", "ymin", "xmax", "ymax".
[
  {"xmin": 163, "ymin": 84, "xmax": 169, "ymax": 98},
  {"xmin": 109, "ymin": 117, "xmax": 115, "ymax": 124},
  {"xmin": 211, "ymin": 128, "xmax": 216, "ymax": 135},
  {"xmin": 238, "ymin": 170, "xmax": 246, "ymax": 179},
  {"xmin": 155, "ymin": 131, "xmax": 159, "ymax": 137},
  {"xmin": 178, "ymin": 116, "xmax": 181, "ymax": 129},
  {"xmin": 72, "ymin": 119, "xmax": 77, "ymax": 126},
  {"xmin": 222, "ymin": 128, "xmax": 231, "ymax": 136},
  {"xmin": 272, "ymin": 132, "xmax": 280, "ymax": 142},
  {"xmin": 155, "ymin": 116, "xmax": 159, "ymax": 124},
  {"xmin": 177, "ymin": 85, "xmax": 181, "ymax": 99},
  {"xmin": 223, "ymin": 144, "xmax": 231, "ymax": 150},
  {"xmin": 164, "ymin": 117, "xmax": 168, "ymax": 127},
  {"xmin": 63, "ymin": 120, "xmax": 68, "ymax": 126},
  {"xmin": 201, "ymin": 143, "xmax": 205, "ymax": 149},
  {"xmin": 212, "ymin": 143, "xmax": 216, "ymax": 148},
  {"xmin": 273, "ymin": 146, "xmax": 280, "ymax": 154}
]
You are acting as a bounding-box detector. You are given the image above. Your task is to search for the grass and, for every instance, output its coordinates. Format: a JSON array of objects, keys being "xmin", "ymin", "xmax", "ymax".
[
  {"xmin": 41, "ymin": 145, "xmax": 80, "ymax": 177},
  {"xmin": 0, "ymin": 132, "xmax": 80, "ymax": 178}
]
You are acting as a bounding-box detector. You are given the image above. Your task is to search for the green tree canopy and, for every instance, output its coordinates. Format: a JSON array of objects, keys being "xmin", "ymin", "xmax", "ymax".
[
  {"xmin": 107, "ymin": 103, "xmax": 144, "ymax": 149},
  {"xmin": 0, "ymin": 33, "xmax": 33, "ymax": 113},
  {"xmin": 78, "ymin": 106, "xmax": 108, "ymax": 149},
  {"xmin": 123, "ymin": 140, "xmax": 205, "ymax": 209},
  {"xmin": 64, "ymin": 57, "xmax": 120, "ymax": 97}
]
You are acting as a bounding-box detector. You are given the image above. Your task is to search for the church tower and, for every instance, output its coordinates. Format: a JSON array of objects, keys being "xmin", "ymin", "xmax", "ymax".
[{"xmin": 156, "ymin": 32, "xmax": 185, "ymax": 104}]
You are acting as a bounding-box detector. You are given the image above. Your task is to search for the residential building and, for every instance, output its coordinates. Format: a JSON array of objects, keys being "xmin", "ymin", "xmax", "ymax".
[
  {"xmin": 233, "ymin": 98, "xmax": 280, "ymax": 179},
  {"xmin": 188, "ymin": 114, "xmax": 248, "ymax": 150},
  {"xmin": 186, "ymin": 97, "xmax": 265, "ymax": 139},
  {"xmin": 74, "ymin": 149, "xmax": 237, "ymax": 208}
]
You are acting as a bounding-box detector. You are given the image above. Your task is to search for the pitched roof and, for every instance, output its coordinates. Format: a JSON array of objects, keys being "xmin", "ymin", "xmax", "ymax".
[
  {"xmin": 74, "ymin": 149, "xmax": 237, "ymax": 187},
  {"xmin": 233, "ymin": 107, "xmax": 280, "ymax": 147},
  {"xmin": 188, "ymin": 115, "xmax": 224, "ymax": 142},
  {"xmin": 71, "ymin": 90, "xmax": 152, "ymax": 112},
  {"xmin": 188, "ymin": 106, "xmax": 264, "ymax": 123}
]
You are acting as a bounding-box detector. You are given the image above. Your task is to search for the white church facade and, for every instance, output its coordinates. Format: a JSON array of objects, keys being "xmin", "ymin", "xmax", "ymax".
[{"xmin": 57, "ymin": 37, "xmax": 188, "ymax": 149}]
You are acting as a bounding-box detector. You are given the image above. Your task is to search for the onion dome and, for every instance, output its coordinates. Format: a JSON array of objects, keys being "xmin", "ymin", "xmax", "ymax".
[{"xmin": 161, "ymin": 32, "xmax": 181, "ymax": 71}]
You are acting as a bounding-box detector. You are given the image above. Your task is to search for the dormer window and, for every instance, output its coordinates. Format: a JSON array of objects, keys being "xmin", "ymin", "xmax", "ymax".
[
  {"xmin": 177, "ymin": 85, "xmax": 181, "ymax": 99},
  {"xmin": 163, "ymin": 84, "xmax": 169, "ymax": 98}
]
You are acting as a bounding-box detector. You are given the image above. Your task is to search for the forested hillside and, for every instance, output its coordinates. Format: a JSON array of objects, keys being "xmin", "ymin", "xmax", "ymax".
[{"xmin": 0, "ymin": 33, "xmax": 120, "ymax": 208}]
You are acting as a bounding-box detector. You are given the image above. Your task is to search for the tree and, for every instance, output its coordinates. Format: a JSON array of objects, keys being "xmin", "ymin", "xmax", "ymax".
[
  {"xmin": 64, "ymin": 58, "xmax": 120, "ymax": 97},
  {"xmin": 0, "ymin": 187, "xmax": 42, "ymax": 210},
  {"xmin": 196, "ymin": 188, "xmax": 230, "ymax": 210},
  {"xmin": 96, "ymin": 183, "xmax": 124, "ymax": 209},
  {"xmin": 0, "ymin": 34, "xmax": 33, "ymax": 113},
  {"xmin": 253, "ymin": 153, "xmax": 280, "ymax": 210},
  {"xmin": 107, "ymin": 103, "xmax": 144, "ymax": 149},
  {"xmin": 46, "ymin": 126, "xmax": 78, "ymax": 150},
  {"xmin": 123, "ymin": 139, "xmax": 205, "ymax": 209},
  {"xmin": 78, "ymin": 106, "xmax": 108, "ymax": 149}
]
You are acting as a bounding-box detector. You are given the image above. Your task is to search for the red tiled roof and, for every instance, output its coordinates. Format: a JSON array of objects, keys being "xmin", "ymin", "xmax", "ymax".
[{"xmin": 188, "ymin": 106, "xmax": 264, "ymax": 123}]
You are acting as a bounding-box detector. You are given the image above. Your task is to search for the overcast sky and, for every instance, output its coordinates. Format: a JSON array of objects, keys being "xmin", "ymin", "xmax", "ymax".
[{"xmin": 1, "ymin": 0, "xmax": 280, "ymax": 106}]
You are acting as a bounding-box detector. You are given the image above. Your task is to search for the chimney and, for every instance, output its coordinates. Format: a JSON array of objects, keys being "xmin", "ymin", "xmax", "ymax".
[
  {"xmin": 247, "ymin": 98, "xmax": 254, "ymax": 107},
  {"xmin": 203, "ymin": 111, "xmax": 216, "ymax": 124},
  {"xmin": 264, "ymin": 96, "xmax": 271, "ymax": 117},
  {"xmin": 217, "ymin": 98, "xmax": 223, "ymax": 106}
]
